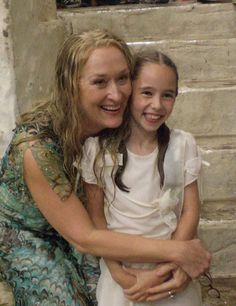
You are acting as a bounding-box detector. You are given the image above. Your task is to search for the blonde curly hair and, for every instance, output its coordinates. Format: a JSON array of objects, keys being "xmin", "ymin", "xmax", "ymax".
[{"xmin": 18, "ymin": 29, "xmax": 133, "ymax": 187}]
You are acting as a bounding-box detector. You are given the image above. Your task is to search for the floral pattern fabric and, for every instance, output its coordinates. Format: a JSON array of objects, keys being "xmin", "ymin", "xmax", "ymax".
[{"xmin": 0, "ymin": 123, "xmax": 97, "ymax": 306}]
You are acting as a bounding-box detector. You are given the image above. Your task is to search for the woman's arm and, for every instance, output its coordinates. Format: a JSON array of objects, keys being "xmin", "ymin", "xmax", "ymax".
[
  {"xmin": 23, "ymin": 149, "xmax": 210, "ymax": 278},
  {"xmin": 84, "ymin": 182, "xmax": 136, "ymax": 289}
]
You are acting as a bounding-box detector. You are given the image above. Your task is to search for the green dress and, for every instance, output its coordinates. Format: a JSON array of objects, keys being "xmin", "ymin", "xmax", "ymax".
[{"xmin": 0, "ymin": 123, "xmax": 98, "ymax": 306}]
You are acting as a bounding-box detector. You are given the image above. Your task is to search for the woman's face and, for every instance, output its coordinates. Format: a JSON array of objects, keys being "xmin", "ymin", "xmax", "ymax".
[
  {"xmin": 79, "ymin": 46, "xmax": 132, "ymax": 136},
  {"xmin": 131, "ymin": 63, "xmax": 177, "ymax": 138}
]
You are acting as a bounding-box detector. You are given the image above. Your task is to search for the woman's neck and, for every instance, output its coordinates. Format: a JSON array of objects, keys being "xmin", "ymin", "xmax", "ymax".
[{"xmin": 80, "ymin": 122, "xmax": 102, "ymax": 144}]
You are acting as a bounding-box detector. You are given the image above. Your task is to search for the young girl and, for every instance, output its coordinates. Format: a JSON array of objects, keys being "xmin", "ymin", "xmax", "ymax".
[{"xmin": 81, "ymin": 49, "xmax": 204, "ymax": 305}]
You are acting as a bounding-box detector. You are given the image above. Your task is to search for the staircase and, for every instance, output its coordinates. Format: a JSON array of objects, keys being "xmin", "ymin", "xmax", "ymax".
[
  {"xmin": 1, "ymin": 1, "xmax": 236, "ymax": 305},
  {"xmin": 58, "ymin": 3, "xmax": 236, "ymax": 304}
]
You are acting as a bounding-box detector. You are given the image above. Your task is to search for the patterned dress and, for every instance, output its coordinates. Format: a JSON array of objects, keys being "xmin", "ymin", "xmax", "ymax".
[{"xmin": 0, "ymin": 123, "xmax": 98, "ymax": 306}]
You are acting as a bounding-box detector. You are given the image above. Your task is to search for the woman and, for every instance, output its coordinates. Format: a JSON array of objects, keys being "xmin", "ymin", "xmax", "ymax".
[{"xmin": 0, "ymin": 30, "xmax": 210, "ymax": 305}]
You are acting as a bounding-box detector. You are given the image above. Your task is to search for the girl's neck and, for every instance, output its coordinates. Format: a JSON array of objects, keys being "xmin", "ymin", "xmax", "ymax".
[{"xmin": 126, "ymin": 126, "xmax": 158, "ymax": 156}]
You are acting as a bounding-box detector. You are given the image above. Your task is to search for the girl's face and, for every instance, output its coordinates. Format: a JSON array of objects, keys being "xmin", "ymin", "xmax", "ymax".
[
  {"xmin": 78, "ymin": 46, "xmax": 132, "ymax": 136},
  {"xmin": 131, "ymin": 63, "xmax": 177, "ymax": 138}
]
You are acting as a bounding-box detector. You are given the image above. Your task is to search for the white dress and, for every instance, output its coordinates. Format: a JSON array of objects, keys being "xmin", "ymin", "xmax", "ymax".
[{"xmin": 81, "ymin": 129, "xmax": 202, "ymax": 306}]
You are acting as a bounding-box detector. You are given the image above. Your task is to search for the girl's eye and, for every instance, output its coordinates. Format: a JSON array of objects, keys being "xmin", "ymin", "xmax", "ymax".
[
  {"xmin": 163, "ymin": 92, "xmax": 176, "ymax": 100},
  {"xmin": 142, "ymin": 90, "xmax": 153, "ymax": 97}
]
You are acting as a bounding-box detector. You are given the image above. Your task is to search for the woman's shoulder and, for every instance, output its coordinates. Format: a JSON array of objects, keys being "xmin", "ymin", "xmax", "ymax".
[
  {"xmin": 15, "ymin": 124, "xmax": 72, "ymax": 201},
  {"xmin": 13, "ymin": 123, "xmax": 60, "ymax": 153}
]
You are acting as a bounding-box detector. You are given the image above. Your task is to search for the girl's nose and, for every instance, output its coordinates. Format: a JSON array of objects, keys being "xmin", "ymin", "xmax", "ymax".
[{"xmin": 151, "ymin": 96, "xmax": 162, "ymax": 109}]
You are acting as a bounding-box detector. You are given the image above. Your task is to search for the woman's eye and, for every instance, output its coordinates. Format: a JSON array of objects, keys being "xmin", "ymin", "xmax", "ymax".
[
  {"xmin": 118, "ymin": 74, "xmax": 129, "ymax": 84},
  {"xmin": 93, "ymin": 79, "xmax": 106, "ymax": 86}
]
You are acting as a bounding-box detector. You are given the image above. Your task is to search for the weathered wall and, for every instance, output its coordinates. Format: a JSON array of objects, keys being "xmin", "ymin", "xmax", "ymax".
[
  {"xmin": 9, "ymin": 0, "xmax": 67, "ymax": 114},
  {"xmin": 0, "ymin": 1, "xmax": 67, "ymax": 303},
  {"xmin": 0, "ymin": 0, "xmax": 67, "ymax": 158},
  {"xmin": 0, "ymin": 2, "xmax": 236, "ymax": 305},
  {"xmin": 0, "ymin": 0, "xmax": 17, "ymax": 157}
]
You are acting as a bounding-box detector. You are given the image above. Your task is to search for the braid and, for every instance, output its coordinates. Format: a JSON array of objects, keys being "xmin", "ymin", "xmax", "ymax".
[
  {"xmin": 132, "ymin": 49, "xmax": 178, "ymax": 188},
  {"xmin": 114, "ymin": 140, "xmax": 129, "ymax": 192},
  {"xmin": 157, "ymin": 123, "xmax": 170, "ymax": 188}
]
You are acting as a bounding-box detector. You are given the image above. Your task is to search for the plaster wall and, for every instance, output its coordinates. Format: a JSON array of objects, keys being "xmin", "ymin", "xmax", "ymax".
[
  {"xmin": 9, "ymin": 0, "xmax": 66, "ymax": 114},
  {"xmin": 0, "ymin": 0, "xmax": 17, "ymax": 157}
]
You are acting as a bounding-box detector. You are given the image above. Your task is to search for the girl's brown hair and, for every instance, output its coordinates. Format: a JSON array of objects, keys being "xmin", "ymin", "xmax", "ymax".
[{"xmin": 113, "ymin": 49, "xmax": 179, "ymax": 190}]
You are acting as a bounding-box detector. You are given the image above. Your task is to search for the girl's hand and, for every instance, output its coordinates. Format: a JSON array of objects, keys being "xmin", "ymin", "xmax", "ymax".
[
  {"xmin": 123, "ymin": 264, "xmax": 171, "ymax": 302},
  {"xmin": 112, "ymin": 268, "xmax": 137, "ymax": 290},
  {"xmin": 145, "ymin": 265, "xmax": 190, "ymax": 301}
]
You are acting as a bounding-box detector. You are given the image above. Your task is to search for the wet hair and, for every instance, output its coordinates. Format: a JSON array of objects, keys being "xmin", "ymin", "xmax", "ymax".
[
  {"xmin": 17, "ymin": 29, "xmax": 133, "ymax": 188},
  {"xmin": 114, "ymin": 49, "xmax": 179, "ymax": 190}
]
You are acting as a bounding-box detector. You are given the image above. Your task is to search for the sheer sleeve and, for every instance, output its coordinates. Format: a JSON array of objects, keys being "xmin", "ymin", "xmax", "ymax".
[
  {"xmin": 17, "ymin": 136, "xmax": 72, "ymax": 202},
  {"xmin": 184, "ymin": 132, "xmax": 202, "ymax": 187}
]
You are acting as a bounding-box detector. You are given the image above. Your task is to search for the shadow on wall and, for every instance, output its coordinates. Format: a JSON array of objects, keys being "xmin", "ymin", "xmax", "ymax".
[{"xmin": 56, "ymin": 0, "xmax": 233, "ymax": 8}]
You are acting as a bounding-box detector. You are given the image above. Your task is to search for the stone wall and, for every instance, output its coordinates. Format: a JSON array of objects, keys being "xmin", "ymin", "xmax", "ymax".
[
  {"xmin": 9, "ymin": 0, "xmax": 66, "ymax": 114},
  {"xmin": 0, "ymin": 0, "xmax": 67, "ymax": 157},
  {"xmin": 0, "ymin": 0, "xmax": 17, "ymax": 157},
  {"xmin": 0, "ymin": 1, "xmax": 236, "ymax": 305}
]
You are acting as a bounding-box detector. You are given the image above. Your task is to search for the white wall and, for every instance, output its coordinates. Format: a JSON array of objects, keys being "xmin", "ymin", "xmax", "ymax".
[{"xmin": 0, "ymin": 1, "xmax": 17, "ymax": 157}]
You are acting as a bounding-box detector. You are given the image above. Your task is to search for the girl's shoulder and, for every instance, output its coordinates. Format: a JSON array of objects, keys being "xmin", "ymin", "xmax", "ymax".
[
  {"xmin": 83, "ymin": 136, "xmax": 100, "ymax": 156},
  {"xmin": 83, "ymin": 136, "xmax": 99, "ymax": 146},
  {"xmin": 170, "ymin": 128, "xmax": 196, "ymax": 145}
]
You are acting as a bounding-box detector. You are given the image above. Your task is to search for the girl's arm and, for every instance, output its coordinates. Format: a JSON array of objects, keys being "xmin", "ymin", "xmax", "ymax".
[
  {"xmin": 144, "ymin": 180, "xmax": 201, "ymax": 301},
  {"xmin": 172, "ymin": 181, "xmax": 200, "ymax": 241},
  {"xmin": 23, "ymin": 148, "xmax": 210, "ymax": 278}
]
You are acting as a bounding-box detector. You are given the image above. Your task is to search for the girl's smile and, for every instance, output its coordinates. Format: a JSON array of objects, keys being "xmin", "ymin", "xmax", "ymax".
[{"xmin": 131, "ymin": 62, "xmax": 177, "ymax": 139}]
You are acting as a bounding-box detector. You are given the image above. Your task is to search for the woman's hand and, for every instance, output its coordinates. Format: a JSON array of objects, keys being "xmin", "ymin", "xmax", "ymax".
[
  {"xmin": 145, "ymin": 264, "xmax": 190, "ymax": 301},
  {"xmin": 177, "ymin": 239, "xmax": 211, "ymax": 279},
  {"xmin": 123, "ymin": 264, "xmax": 171, "ymax": 302}
]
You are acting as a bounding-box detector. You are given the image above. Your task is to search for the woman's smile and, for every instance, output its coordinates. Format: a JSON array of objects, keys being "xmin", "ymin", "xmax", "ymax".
[{"xmin": 79, "ymin": 46, "xmax": 132, "ymax": 135}]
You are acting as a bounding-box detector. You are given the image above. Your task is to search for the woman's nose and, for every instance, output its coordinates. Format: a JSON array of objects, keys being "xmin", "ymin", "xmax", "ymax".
[{"xmin": 107, "ymin": 82, "xmax": 122, "ymax": 101}]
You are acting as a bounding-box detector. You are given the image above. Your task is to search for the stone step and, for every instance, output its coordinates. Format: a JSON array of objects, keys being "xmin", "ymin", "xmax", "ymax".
[
  {"xmin": 200, "ymin": 199, "xmax": 236, "ymax": 221},
  {"xmin": 202, "ymin": 276, "xmax": 236, "ymax": 306},
  {"xmin": 168, "ymin": 86, "xmax": 236, "ymax": 146},
  {"xmin": 129, "ymin": 38, "xmax": 236, "ymax": 86},
  {"xmin": 198, "ymin": 149, "xmax": 236, "ymax": 204},
  {"xmin": 58, "ymin": 3, "xmax": 236, "ymax": 41},
  {"xmin": 199, "ymin": 220, "xmax": 236, "ymax": 276}
]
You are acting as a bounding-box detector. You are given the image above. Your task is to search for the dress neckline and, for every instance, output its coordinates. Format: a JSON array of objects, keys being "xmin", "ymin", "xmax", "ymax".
[{"xmin": 127, "ymin": 145, "xmax": 158, "ymax": 159}]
